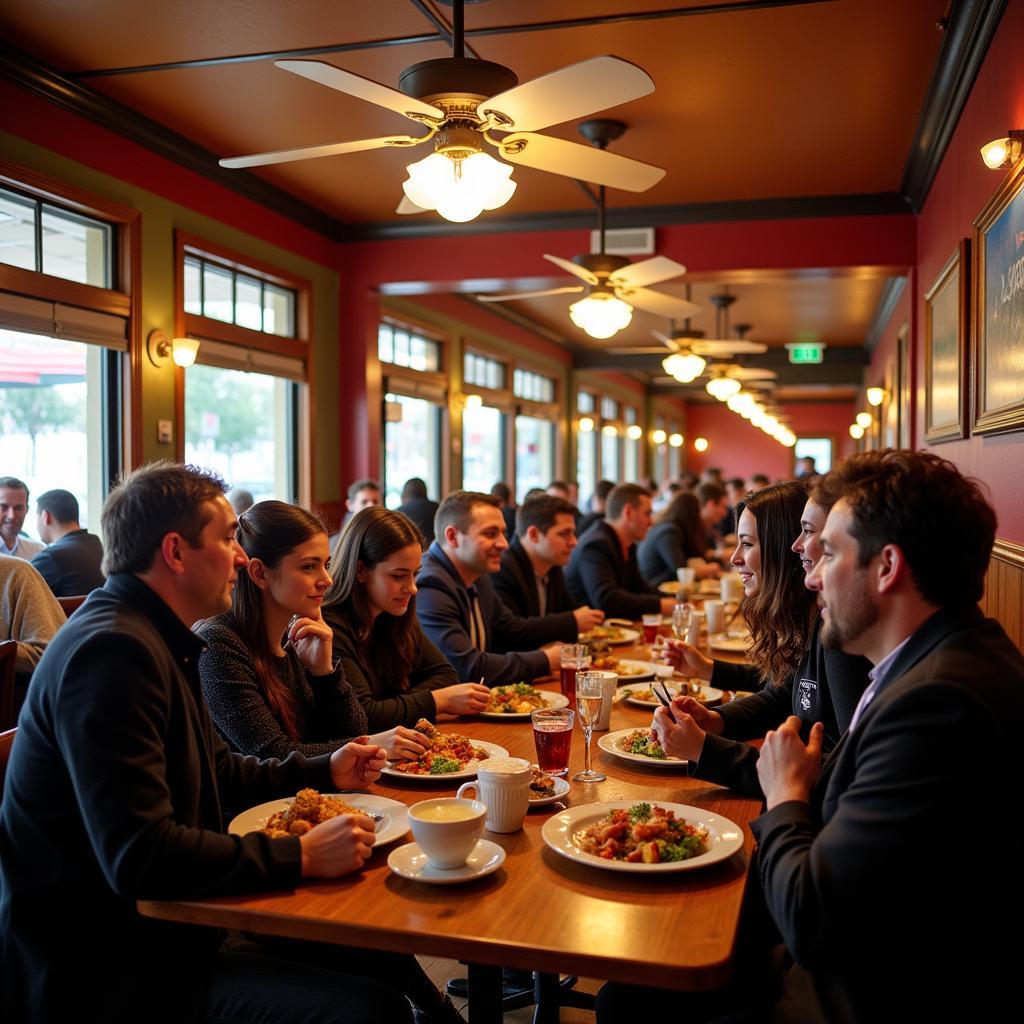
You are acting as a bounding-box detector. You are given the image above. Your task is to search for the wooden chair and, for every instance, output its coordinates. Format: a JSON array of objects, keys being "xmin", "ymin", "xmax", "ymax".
[
  {"xmin": 57, "ymin": 594, "xmax": 87, "ymax": 617},
  {"xmin": 0, "ymin": 640, "xmax": 17, "ymax": 732},
  {"xmin": 0, "ymin": 727, "xmax": 15, "ymax": 799}
]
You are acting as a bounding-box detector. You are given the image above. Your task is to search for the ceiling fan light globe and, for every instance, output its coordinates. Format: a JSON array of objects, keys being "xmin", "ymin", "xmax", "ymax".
[
  {"xmin": 569, "ymin": 293, "xmax": 633, "ymax": 339},
  {"xmin": 662, "ymin": 351, "xmax": 705, "ymax": 382},
  {"xmin": 403, "ymin": 152, "xmax": 516, "ymax": 223},
  {"xmin": 706, "ymin": 375, "xmax": 741, "ymax": 401}
]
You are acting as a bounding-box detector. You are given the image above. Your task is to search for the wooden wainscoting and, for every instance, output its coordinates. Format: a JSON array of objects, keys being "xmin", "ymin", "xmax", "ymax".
[{"xmin": 980, "ymin": 540, "xmax": 1024, "ymax": 653}]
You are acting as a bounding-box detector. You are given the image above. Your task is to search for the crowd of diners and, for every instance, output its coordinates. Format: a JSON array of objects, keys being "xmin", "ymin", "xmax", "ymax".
[{"xmin": 0, "ymin": 448, "xmax": 1020, "ymax": 1021}]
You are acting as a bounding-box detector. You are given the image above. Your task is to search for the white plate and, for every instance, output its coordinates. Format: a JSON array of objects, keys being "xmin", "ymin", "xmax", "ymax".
[
  {"xmin": 657, "ymin": 580, "xmax": 682, "ymax": 595},
  {"xmin": 709, "ymin": 631, "xmax": 752, "ymax": 652},
  {"xmin": 597, "ymin": 728, "xmax": 686, "ymax": 766},
  {"xmin": 529, "ymin": 775, "xmax": 571, "ymax": 807},
  {"xmin": 479, "ymin": 689, "xmax": 569, "ymax": 720},
  {"xmin": 581, "ymin": 624, "xmax": 641, "ymax": 646},
  {"xmin": 612, "ymin": 659, "xmax": 659, "ymax": 682},
  {"xmin": 228, "ymin": 793, "xmax": 409, "ymax": 847},
  {"xmin": 542, "ymin": 801, "xmax": 744, "ymax": 874},
  {"xmin": 381, "ymin": 739, "xmax": 509, "ymax": 782},
  {"xmin": 387, "ymin": 838, "xmax": 506, "ymax": 885}
]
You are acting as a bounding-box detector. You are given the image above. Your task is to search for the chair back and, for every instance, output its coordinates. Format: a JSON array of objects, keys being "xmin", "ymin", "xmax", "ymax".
[
  {"xmin": 57, "ymin": 594, "xmax": 87, "ymax": 617},
  {"xmin": 0, "ymin": 727, "xmax": 15, "ymax": 801},
  {"xmin": 0, "ymin": 640, "xmax": 17, "ymax": 731}
]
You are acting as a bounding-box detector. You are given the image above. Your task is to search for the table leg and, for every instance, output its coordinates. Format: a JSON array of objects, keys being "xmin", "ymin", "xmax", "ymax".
[
  {"xmin": 532, "ymin": 972, "xmax": 561, "ymax": 1024},
  {"xmin": 466, "ymin": 963, "xmax": 503, "ymax": 1024}
]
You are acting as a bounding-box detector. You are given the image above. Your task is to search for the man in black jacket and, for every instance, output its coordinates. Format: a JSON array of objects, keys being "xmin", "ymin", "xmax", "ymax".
[
  {"xmin": 397, "ymin": 476, "xmax": 439, "ymax": 544},
  {"xmin": 0, "ymin": 463, "xmax": 410, "ymax": 1024},
  {"xmin": 565, "ymin": 483, "xmax": 676, "ymax": 620},
  {"xmin": 31, "ymin": 487, "xmax": 106, "ymax": 596},
  {"xmin": 492, "ymin": 494, "xmax": 604, "ymax": 633}
]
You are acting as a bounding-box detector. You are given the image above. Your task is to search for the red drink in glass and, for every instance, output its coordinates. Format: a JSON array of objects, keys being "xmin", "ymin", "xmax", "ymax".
[
  {"xmin": 642, "ymin": 622, "xmax": 659, "ymax": 644},
  {"xmin": 533, "ymin": 722, "xmax": 573, "ymax": 776},
  {"xmin": 559, "ymin": 665, "xmax": 578, "ymax": 703}
]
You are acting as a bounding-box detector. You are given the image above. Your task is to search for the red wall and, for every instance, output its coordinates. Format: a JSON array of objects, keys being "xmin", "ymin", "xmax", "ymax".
[
  {"xmin": 684, "ymin": 401, "xmax": 855, "ymax": 482},
  {"xmin": 914, "ymin": 0, "xmax": 1024, "ymax": 543}
]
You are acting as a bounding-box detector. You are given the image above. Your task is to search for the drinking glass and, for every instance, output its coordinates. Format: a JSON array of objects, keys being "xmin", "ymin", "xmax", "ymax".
[
  {"xmin": 671, "ymin": 602, "xmax": 692, "ymax": 641},
  {"xmin": 559, "ymin": 643, "xmax": 590, "ymax": 707},
  {"xmin": 641, "ymin": 613, "xmax": 661, "ymax": 645},
  {"xmin": 532, "ymin": 707, "xmax": 574, "ymax": 777},
  {"xmin": 573, "ymin": 672, "xmax": 607, "ymax": 783}
]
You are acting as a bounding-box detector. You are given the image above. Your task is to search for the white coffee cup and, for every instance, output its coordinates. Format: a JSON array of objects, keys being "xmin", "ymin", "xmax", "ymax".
[
  {"xmin": 686, "ymin": 609, "xmax": 705, "ymax": 647},
  {"xmin": 582, "ymin": 670, "xmax": 618, "ymax": 731},
  {"xmin": 456, "ymin": 757, "xmax": 531, "ymax": 834},
  {"xmin": 721, "ymin": 572, "xmax": 743, "ymax": 602},
  {"xmin": 676, "ymin": 567, "xmax": 696, "ymax": 588},
  {"xmin": 408, "ymin": 797, "xmax": 486, "ymax": 868},
  {"xmin": 704, "ymin": 599, "xmax": 725, "ymax": 634}
]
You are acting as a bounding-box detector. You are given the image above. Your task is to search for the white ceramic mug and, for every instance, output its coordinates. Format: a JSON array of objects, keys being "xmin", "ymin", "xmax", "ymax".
[
  {"xmin": 456, "ymin": 757, "xmax": 531, "ymax": 833},
  {"xmin": 704, "ymin": 599, "xmax": 725, "ymax": 634},
  {"xmin": 676, "ymin": 567, "xmax": 696, "ymax": 588},
  {"xmin": 686, "ymin": 609, "xmax": 705, "ymax": 647},
  {"xmin": 408, "ymin": 797, "xmax": 486, "ymax": 869}
]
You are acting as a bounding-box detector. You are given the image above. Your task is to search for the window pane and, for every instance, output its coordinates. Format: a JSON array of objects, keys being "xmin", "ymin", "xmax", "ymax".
[
  {"xmin": 0, "ymin": 190, "xmax": 37, "ymax": 273},
  {"xmin": 462, "ymin": 405, "xmax": 504, "ymax": 493},
  {"xmin": 184, "ymin": 257, "xmax": 202, "ymax": 315},
  {"xmin": 578, "ymin": 391, "xmax": 595, "ymax": 414},
  {"xmin": 235, "ymin": 275, "xmax": 263, "ymax": 331},
  {"xmin": 0, "ymin": 328, "xmax": 109, "ymax": 533},
  {"xmin": 41, "ymin": 206, "xmax": 111, "ymax": 287},
  {"xmin": 485, "ymin": 360, "xmax": 502, "ymax": 390},
  {"xmin": 184, "ymin": 363, "xmax": 297, "ymax": 501},
  {"xmin": 515, "ymin": 415, "xmax": 554, "ymax": 502},
  {"xmin": 576, "ymin": 429, "xmax": 597, "ymax": 510},
  {"xmin": 624, "ymin": 437, "xmax": 640, "ymax": 483},
  {"xmin": 601, "ymin": 397, "xmax": 618, "ymax": 420},
  {"xmin": 794, "ymin": 437, "xmax": 833, "ymax": 473},
  {"xmin": 203, "ymin": 264, "xmax": 233, "ymax": 323},
  {"xmin": 378, "ymin": 324, "xmax": 394, "ymax": 364},
  {"xmin": 264, "ymin": 284, "xmax": 295, "ymax": 338},
  {"xmin": 393, "ymin": 330, "xmax": 409, "ymax": 367},
  {"xmin": 601, "ymin": 432, "xmax": 621, "ymax": 481},
  {"xmin": 383, "ymin": 394, "xmax": 441, "ymax": 508}
]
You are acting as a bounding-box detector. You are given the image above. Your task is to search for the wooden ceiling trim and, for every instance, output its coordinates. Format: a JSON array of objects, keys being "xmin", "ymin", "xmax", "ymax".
[{"xmin": 864, "ymin": 277, "xmax": 909, "ymax": 353}]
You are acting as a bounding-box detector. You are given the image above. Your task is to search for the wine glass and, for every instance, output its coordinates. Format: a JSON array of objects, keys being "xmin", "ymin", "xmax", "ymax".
[
  {"xmin": 671, "ymin": 602, "xmax": 692, "ymax": 641},
  {"xmin": 573, "ymin": 672, "xmax": 607, "ymax": 783}
]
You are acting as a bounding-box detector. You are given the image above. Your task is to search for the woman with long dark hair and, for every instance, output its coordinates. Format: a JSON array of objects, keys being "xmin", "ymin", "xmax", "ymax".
[
  {"xmin": 653, "ymin": 478, "xmax": 870, "ymax": 796},
  {"xmin": 637, "ymin": 490, "xmax": 722, "ymax": 586},
  {"xmin": 196, "ymin": 501, "xmax": 426, "ymax": 761},
  {"xmin": 322, "ymin": 506, "xmax": 490, "ymax": 730}
]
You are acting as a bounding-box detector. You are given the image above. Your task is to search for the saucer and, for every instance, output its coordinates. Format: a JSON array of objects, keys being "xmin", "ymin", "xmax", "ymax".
[{"xmin": 387, "ymin": 839, "xmax": 506, "ymax": 885}]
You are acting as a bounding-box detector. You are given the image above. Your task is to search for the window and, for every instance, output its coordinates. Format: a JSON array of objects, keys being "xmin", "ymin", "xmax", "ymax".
[
  {"xmin": 576, "ymin": 426, "xmax": 597, "ymax": 509},
  {"xmin": 578, "ymin": 391, "xmax": 595, "ymax": 414},
  {"xmin": 378, "ymin": 321, "xmax": 441, "ymax": 372},
  {"xmin": 513, "ymin": 368, "xmax": 555, "ymax": 403},
  {"xmin": 383, "ymin": 392, "xmax": 443, "ymax": 508},
  {"xmin": 464, "ymin": 351, "xmax": 505, "ymax": 390},
  {"xmin": 624, "ymin": 406, "xmax": 640, "ymax": 482},
  {"xmin": 653, "ymin": 415, "xmax": 668, "ymax": 481},
  {"xmin": 462, "ymin": 403, "xmax": 506, "ymax": 492},
  {"xmin": 515, "ymin": 415, "xmax": 555, "ymax": 501},
  {"xmin": 601, "ymin": 426, "xmax": 621, "ymax": 481},
  {"xmin": 600, "ymin": 396, "xmax": 619, "ymax": 421},
  {"xmin": 794, "ymin": 437, "xmax": 833, "ymax": 473},
  {"xmin": 183, "ymin": 254, "xmax": 296, "ymax": 338}
]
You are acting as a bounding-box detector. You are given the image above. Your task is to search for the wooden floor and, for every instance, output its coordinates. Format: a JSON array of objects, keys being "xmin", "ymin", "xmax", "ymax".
[{"xmin": 419, "ymin": 955, "xmax": 600, "ymax": 1022}]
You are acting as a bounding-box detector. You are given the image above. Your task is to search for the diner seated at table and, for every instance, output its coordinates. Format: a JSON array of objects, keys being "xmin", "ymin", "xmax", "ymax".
[
  {"xmin": 197, "ymin": 500, "xmax": 427, "ymax": 763},
  {"xmin": 416, "ymin": 491, "xmax": 568, "ymax": 686},
  {"xmin": 637, "ymin": 491, "xmax": 722, "ymax": 587},
  {"xmin": 322, "ymin": 505, "xmax": 490, "ymax": 730},
  {"xmin": 492, "ymin": 493, "xmax": 604, "ymax": 633},
  {"xmin": 397, "ymin": 476, "xmax": 439, "ymax": 544},
  {"xmin": 564, "ymin": 483, "xmax": 677, "ymax": 620},
  {"xmin": 328, "ymin": 477, "xmax": 382, "ymax": 549},
  {"xmin": 0, "ymin": 463, "xmax": 425, "ymax": 1024},
  {"xmin": 0, "ymin": 551, "xmax": 66, "ymax": 677},
  {"xmin": 31, "ymin": 487, "xmax": 106, "ymax": 597},
  {"xmin": 654, "ymin": 479, "xmax": 870, "ymax": 797},
  {"xmin": 575, "ymin": 478, "xmax": 614, "ymax": 538}
]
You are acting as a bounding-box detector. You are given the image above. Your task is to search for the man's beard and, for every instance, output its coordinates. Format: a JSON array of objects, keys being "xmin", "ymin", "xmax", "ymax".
[{"xmin": 821, "ymin": 577, "xmax": 879, "ymax": 652}]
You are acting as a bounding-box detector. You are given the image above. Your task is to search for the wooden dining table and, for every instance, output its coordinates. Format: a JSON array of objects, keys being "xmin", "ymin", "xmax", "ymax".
[{"xmin": 139, "ymin": 620, "xmax": 761, "ymax": 1023}]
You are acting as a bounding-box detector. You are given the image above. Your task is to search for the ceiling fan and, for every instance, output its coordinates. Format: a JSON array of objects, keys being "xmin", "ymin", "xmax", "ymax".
[
  {"xmin": 219, "ymin": 0, "xmax": 664, "ymax": 223},
  {"xmin": 473, "ymin": 119, "xmax": 699, "ymax": 339}
]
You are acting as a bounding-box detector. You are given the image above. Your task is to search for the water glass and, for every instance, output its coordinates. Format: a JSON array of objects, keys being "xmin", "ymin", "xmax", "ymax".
[{"xmin": 573, "ymin": 672, "xmax": 607, "ymax": 783}]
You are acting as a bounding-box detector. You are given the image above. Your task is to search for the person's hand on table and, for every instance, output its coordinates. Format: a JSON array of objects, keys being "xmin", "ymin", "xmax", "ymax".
[
  {"xmin": 756, "ymin": 716, "xmax": 823, "ymax": 810},
  {"xmin": 368, "ymin": 725, "xmax": 428, "ymax": 761},
  {"xmin": 299, "ymin": 811, "xmax": 376, "ymax": 877},
  {"xmin": 543, "ymin": 642, "xmax": 562, "ymax": 674},
  {"xmin": 573, "ymin": 605, "xmax": 605, "ymax": 633},
  {"xmin": 656, "ymin": 638, "xmax": 714, "ymax": 681},
  {"xmin": 433, "ymin": 682, "xmax": 490, "ymax": 716},
  {"xmin": 673, "ymin": 695, "xmax": 724, "ymax": 734},
  {"xmin": 329, "ymin": 738, "xmax": 386, "ymax": 790}
]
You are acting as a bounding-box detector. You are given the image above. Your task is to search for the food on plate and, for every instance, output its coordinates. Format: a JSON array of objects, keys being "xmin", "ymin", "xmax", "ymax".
[
  {"xmin": 575, "ymin": 802, "xmax": 708, "ymax": 863},
  {"xmin": 622, "ymin": 683, "xmax": 709, "ymax": 703},
  {"xmin": 485, "ymin": 682, "xmax": 546, "ymax": 714},
  {"xmin": 261, "ymin": 788, "xmax": 362, "ymax": 837},
  {"xmin": 620, "ymin": 687, "xmax": 662, "ymax": 704},
  {"xmin": 390, "ymin": 718, "xmax": 490, "ymax": 775},
  {"xmin": 618, "ymin": 728, "xmax": 668, "ymax": 760},
  {"xmin": 529, "ymin": 767, "xmax": 556, "ymax": 798},
  {"xmin": 579, "ymin": 624, "xmax": 627, "ymax": 644}
]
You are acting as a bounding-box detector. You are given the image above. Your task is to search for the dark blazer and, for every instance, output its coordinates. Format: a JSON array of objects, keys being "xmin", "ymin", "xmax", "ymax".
[
  {"xmin": 398, "ymin": 496, "xmax": 439, "ymax": 543},
  {"xmin": 0, "ymin": 574, "xmax": 331, "ymax": 1022},
  {"xmin": 636, "ymin": 520, "xmax": 703, "ymax": 586},
  {"xmin": 575, "ymin": 510, "xmax": 604, "ymax": 538},
  {"xmin": 564, "ymin": 520, "xmax": 662, "ymax": 619},
  {"xmin": 416, "ymin": 542, "xmax": 562, "ymax": 685},
  {"xmin": 30, "ymin": 528, "xmax": 105, "ymax": 597},
  {"xmin": 491, "ymin": 536, "xmax": 579, "ymax": 638},
  {"xmin": 751, "ymin": 605, "xmax": 1024, "ymax": 1020}
]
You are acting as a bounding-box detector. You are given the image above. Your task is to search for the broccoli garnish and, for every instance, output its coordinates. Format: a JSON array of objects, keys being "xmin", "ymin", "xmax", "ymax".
[
  {"xmin": 429, "ymin": 756, "xmax": 461, "ymax": 775},
  {"xmin": 629, "ymin": 802, "xmax": 652, "ymax": 822}
]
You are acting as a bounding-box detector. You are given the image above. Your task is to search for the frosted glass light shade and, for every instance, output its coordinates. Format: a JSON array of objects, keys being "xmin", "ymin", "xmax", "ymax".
[
  {"xmin": 662, "ymin": 351, "xmax": 706, "ymax": 382},
  {"xmin": 403, "ymin": 152, "xmax": 516, "ymax": 223},
  {"xmin": 569, "ymin": 293, "xmax": 634, "ymax": 339}
]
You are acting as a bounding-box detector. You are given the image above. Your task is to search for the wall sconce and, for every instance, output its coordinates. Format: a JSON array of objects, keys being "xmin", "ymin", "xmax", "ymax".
[
  {"xmin": 668, "ymin": 432, "xmax": 684, "ymax": 448},
  {"xmin": 464, "ymin": 393, "xmax": 483, "ymax": 409},
  {"xmin": 865, "ymin": 386, "xmax": 886, "ymax": 407},
  {"xmin": 694, "ymin": 436, "xmax": 709, "ymax": 452},
  {"xmin": 147, "ymin": 330, "xmax": 200, "ymax": 368},
  {"xmin": 625, "ymin": 424, "xmax": 643, "ymax": 440},
  {"xmin": 578, "ymin": 416, "xmax": 595, "ymax": 433},
  {"xmin": 855, "ymin": 411, "xmax": 873, "ymax": 429},
  {"xmin": 980, "ymin": 131, "xmax": 1023, "ymax": 170},
  {"xmin": 849, "ymin": 423, "xmax": 865, "ymax": 439},
  {"xmin": 650, "ymin": 428, "xmax": 667, "ymax": 444},
  {"xmin": 601, "ymin": 423, "xmax": 619, "ymax": 437}
]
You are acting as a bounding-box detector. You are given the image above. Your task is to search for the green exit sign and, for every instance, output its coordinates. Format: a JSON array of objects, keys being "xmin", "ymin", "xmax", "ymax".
[{"xmin": 786, "ymin": 343, "xmax": 826, "ymax": 364}]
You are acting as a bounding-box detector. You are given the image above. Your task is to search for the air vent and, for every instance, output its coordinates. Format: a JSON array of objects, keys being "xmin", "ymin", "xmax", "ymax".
[{"xmin": 590, "ymin": 227, "xmax": 654, "ymax": 256}]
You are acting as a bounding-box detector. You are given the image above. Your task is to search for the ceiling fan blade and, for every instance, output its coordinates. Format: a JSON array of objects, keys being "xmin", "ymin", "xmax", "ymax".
[
  {"xmin": 607, "ymin": 345, "xmax": 676, "ymax": 354},
  {"xmin": 615, "ymin": 287, "xmax": 701, "ymax": 319},
  {"xmin": 479, "ymin": 55, "xmax": 654, "ymax": 133},
  {"xmin": 499, "ymin": 134, "xmax": 665, "ymax": 192},
  {"xmin": 542, "ymin": 254, "xmax": 599, "ymax": 286},
  {"xmin": 609, "ymin": 256, "xmax": 687, "ymax": 290},
  {"xmin": 477, "ymin": 286, "xmax": 585, "ymax": 302},
  {"xmin": 276, "ymin": 60, "xmax": 444, "ymax": 121},
  {"xmin": 690, "ymin": 339, "xmax": 769, "ymax": 356},
  {"xmin": 220, "ymin": 134, "xmax": 427, "ymax": 169},
  {"xmin": 650, "ymin": 330, "xmax": 679, "ymax": 351}
]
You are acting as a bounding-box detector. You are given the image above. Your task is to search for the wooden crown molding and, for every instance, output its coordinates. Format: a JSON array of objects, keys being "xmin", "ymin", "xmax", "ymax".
[{"xmin": 992, "ymin": 539, "xmax": 1024, "ymax": 570}]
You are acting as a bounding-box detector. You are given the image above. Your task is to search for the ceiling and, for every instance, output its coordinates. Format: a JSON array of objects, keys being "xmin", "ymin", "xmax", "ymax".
[{"xmin": 1, "ymin": 0, "xmax": 959, "ymax": 397}]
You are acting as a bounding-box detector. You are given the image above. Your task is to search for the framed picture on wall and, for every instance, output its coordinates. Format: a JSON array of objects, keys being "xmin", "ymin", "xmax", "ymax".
[
  {"xmin": 973, "ymin": 160, "xmax": 1024, "ymax": 435},
  {"xmin": 924, "ymin": 240, "xmax": 969, "ymax": 443},
  {"xmin": 882, "ymin": 355, "xmax": 898, "ymax": 448},
  {"xmin": 897, "ymin": 322, "xmax": 911, "ymax": 449}
]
